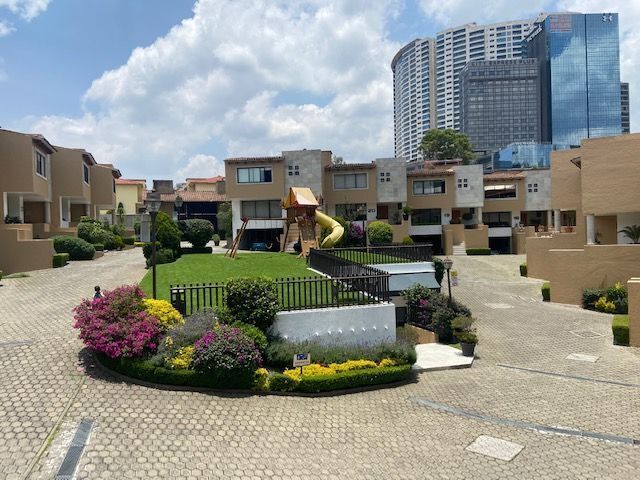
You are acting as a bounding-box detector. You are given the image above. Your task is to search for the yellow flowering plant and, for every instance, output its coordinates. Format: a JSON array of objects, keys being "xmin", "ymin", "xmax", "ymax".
[
  {"xmin": 142, "ymin": 298, "xmax": 184, "ymax": 332},
  {"xmin": 165, "ymin": 346, "xmax": 194, "ymax": 370}
]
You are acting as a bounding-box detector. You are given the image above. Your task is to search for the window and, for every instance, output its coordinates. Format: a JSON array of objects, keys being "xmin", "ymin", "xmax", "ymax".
[
  {"xmin": 334, "ymin": 173, "xmax": 367, "ymax": 190},
  {"xmin": 527, "ymin": 183, "xmax": 538, "ymax": 193},
  {"xmin": 112, "ymin": 179, "xmax": 116, "ymax": 193},
  {"xmin": 241, "ymin": 200, "xmax": 282, "ymax": 219},
  {"xmin": 413, "ymin": 179, "xmax": 446, "ymax": 195},
  {"xmin": 237, "ymin": 166, "xmax": 272, "ymax": 184},
  {"xmin": 484, "ymin": 184, "xmax": 516, "ymax": 199},
  {"xmin": 482, "ymin": 211, "xmax": 511, "ymax": 227},
  {"xmin": 35, "ymin": 151, "xmax": 46, "ymax": 178},
  {"xmin": 335, "ymin": 203, "xmax": 367, "ymax": 221},
  {"xmin": 457, "ymin": 178, "xmax": 468, "ymax": 189},
  {"xmin": 411, "ymin": 209, "xmax": 441, "ymax": 226},
  {"xmin": 287, "ymin": 165, "xmax": 300, "ymax": 177},
  {"xmin": 83, "ymin": 163, "xmax": 90, "ymax": 184}
]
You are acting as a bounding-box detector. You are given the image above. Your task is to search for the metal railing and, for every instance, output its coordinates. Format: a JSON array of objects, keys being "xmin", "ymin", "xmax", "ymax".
[
  {"xmin": 309, "ymin": 244, "xmax": 432, "ymax": 269},
  {"xmin": 170, "ymin": 273, "xmax": 390, "ymax": 316}
]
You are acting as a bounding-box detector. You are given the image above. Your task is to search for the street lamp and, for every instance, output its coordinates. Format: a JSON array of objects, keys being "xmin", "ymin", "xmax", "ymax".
[
  {"xmin": 144, "ymin": 191, "xmax": 162, "ymax": 299},
  {"xmin": 442, "ymin": 257, "xmax": 454, "ymax": 305},
  {"xmin": 174, "ymin": 194, "xmax": 183, "ymax": 221}
]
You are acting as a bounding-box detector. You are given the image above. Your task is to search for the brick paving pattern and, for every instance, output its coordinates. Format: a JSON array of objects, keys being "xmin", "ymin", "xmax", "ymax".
[{"xmin": 1, "ymin": 250, "xmax": 639, "ymax": 479}]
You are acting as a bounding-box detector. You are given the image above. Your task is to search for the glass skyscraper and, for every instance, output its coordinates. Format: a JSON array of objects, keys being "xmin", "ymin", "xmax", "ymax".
[{"xmin": 526, "ymin": 13, "xmax": 622, "ymax": 146}]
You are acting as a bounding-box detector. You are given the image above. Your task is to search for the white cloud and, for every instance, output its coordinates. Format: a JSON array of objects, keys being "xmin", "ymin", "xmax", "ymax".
[
  {"xmin": 175, "ymin": 154, "xmax": 224, "ymax": 180},
  {"xmin": 0, "ymin": 19, "xmax": 15, "ymax": 37},
  {"xmin": 418, "ymin": 0, "xmax": 552, "ymax": 26},
  {"xmin": 0, "ymin": 0, "xmax": 51, "ymax": 21},
  {"xmin": 31, "ymin": 0, "xmax": 401, "ymax": 180}
]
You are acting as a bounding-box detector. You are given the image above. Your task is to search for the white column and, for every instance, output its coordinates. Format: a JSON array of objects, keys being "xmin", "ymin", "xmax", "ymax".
[
  {"xmin": 586, "ymin": 214, "xmax": 596, "ymax": 245},
  {"xmin": 45, "ymin": 202, "xmax": 51, "ymax": 224},
  {"xmin": 554, "ymin": 209, "xmax": 561, "ymax": 232},
  {"xmin": 476, "ymin": 207, "xmax": 483, "ymax": 225},
  {"xmin": 547, "ymin": 210, "xmax": 553, "ymax": 230}
]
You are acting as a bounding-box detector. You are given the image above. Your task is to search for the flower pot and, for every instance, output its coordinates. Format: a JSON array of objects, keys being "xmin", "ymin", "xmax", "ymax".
[
  {"xmin": 402, "ymin": 214, "xmax": 409, "ymax": 221},
  {"xmin": 460, "ymin": 342, "xmax": 475, "ymax": 357}
]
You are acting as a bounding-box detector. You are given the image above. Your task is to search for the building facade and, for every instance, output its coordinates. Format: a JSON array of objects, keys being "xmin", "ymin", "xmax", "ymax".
[
  {"xmin": 526, "ymin": 12, "xmax": 622, "ymax": 145},
  {"xmin": 460, "ymin": 58, "xmax": 541, "ymax": 153},
  {"xmin": 391, "ymin": 38, "xmax": 436, "ymax": 162},
  {"xmin": 621, "ymin": 82, "xmax": 630, "ymax": 134}
]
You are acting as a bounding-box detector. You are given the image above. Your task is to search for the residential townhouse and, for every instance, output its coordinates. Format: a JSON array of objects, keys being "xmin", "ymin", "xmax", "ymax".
[
  {"xmin": 0, "ymin": 128, "xmax": 122, "ymax": 274},
  {"xmin": 183, "ymin": 176, "xmax": 225, "ymax": 194},
  {"xmin": 115, "ymin": 178, "xmax": 147, "ymax": 215},
  {"xmin": 225, "ymin": 149, "xmax": 550, "ymax": 254},
  {"xmin": 527, "ymin": 133, "xmax": 640, "ymax": 304}
]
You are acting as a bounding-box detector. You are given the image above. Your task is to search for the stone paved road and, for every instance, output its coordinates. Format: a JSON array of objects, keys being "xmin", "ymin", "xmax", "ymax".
[{"xmin": 1, "ymin": 250, "xmax": 639, "ymax": 479}]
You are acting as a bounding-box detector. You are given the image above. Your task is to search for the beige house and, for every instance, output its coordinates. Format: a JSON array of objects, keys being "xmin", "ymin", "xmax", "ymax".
[
  {"xmin": 527, "ymin": 134, "xmax": 640, "ymax": 304},
  {"xmin": 115, "ymin": 178, "xmax": 147, "ymax": 215},
  {"xmin": 184, "ymin": 176, "xmax": 225, "ymax": 194}
]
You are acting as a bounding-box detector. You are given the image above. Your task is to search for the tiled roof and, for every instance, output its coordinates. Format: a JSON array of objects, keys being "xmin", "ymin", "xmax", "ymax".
[
  {"xmin": 407, "ymin": 167, "xmax": 454, "ymax": 177},
  {"xmin": 225, "ymin": 156, "xmax": 284, "ymax": 164},
  {"xmin": 483, "ymin": 171, "xmax": 525, "ymax": 181},
  {"xmin": 160, "ymin": 191, "xmax": 227, "ymax": 203},
  {"xmin": 116, "ymin": 178, "xmax": 146, "ymax": 185},
  {"xmin": 185, "ymin": 176, "xmax": 224, "ymax": 184},
  {"xmin": 324, "ymin": 163, "xmax": 375, "ymax": 171}
]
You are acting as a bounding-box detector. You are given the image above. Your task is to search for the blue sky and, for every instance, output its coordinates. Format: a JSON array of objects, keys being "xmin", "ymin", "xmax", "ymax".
[{"xmin": 0, "ymin": 0, "xmax": 637, "ymax": 181}]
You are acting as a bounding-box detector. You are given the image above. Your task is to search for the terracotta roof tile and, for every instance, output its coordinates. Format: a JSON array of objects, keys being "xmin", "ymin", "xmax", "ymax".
[
  {"xmin": 116, "ymin": 178, "xmax": 146, "ymax": 185},
  {"xmin": 185, "ymin": 176, "xmax": 225, "ymax": 183},
  {"xmin": 161, "ymin": 191, "xmax": 227, "ymax": 202}
]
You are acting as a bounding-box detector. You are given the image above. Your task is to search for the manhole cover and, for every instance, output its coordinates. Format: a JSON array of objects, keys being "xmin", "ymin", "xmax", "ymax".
[
  {"xmin": 465, "ymin": 435, "xmax": 524, "ymax": 461},
  {"xmin": 570, "ymin": 330, "xmax": 604, "ymax": 339}
]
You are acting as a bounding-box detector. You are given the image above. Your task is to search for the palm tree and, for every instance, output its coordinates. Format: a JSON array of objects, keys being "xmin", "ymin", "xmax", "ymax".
[{"xmin": 618, "ymin": 224, "xmax": 640, "ymax": 244}]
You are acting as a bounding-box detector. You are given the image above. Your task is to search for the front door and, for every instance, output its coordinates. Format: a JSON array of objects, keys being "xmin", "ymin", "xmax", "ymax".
[{"xmin": 377, "ymin": 204, "xmax": 389, "ymax": 220}]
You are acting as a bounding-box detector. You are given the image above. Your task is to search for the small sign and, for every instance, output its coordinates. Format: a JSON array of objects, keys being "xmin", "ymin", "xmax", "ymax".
[{"xmin": 293, "ymin": 353, "xmax": 311, "ymax": 367}]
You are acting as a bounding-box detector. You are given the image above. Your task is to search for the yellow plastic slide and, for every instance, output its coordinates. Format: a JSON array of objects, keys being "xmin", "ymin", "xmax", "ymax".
[{"xmin": 315, "ymin": 210, "xmax": 344, "ymax": 248}]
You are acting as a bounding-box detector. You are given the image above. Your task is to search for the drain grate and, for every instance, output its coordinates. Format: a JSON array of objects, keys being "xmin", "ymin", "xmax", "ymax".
[
  {"xmin": 55, "ymin": 419, "xmax": 93, "ymax": 480},
  {"xmin": 0, "ymin": 340, "xmax": 33, "ymax": 348}
]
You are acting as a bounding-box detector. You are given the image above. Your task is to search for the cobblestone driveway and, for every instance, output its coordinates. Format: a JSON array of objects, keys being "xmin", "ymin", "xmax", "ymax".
[{"xmin": 1, "ymin": 250, "xmax": 639, "ymax": 479}]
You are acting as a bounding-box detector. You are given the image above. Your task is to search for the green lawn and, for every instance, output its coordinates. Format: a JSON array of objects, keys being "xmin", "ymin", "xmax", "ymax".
[{"xmin": 140, "ymin": 252, "xmax": 318, "ymax": 302}]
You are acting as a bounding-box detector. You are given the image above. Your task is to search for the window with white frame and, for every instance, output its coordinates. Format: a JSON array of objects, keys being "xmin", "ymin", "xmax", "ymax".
[
  {"xmin": 237, "ymin": 166, "xmax": 272, "ymax": 184},
  {"xmin": 484, "ymin": 184, "xmax": 516, "ymax": 199},
  {"xmin": 413, "ymin": 179, "xmax": 446, "ymax": 195},
  {"xmin": 35, "ymin": 150, "xmax": 46, "ymax": 178},
  {"xmin": 334, "ymin": 173, "xmax": 367, "ymax": 189},
  {"xmin": 379, "ymin": 171, "xmax": 391, "ymax": 183},
  {"xmin": 527, "ymin": 183, "xmax": 538, "ymax": 193},
  {"xmin": 457, "ymin": 178, "xmax": 468, "ymax": 189},
  {"xmin": 241, "ymin": 200, "xmax": 282, "ymax": 219},
  {"xmin": 83, "ymin": 163, "xmax": 90, "ymax": 184},
  {"xmin": 287, "ymin": 165, "xmax": 300, "ymax": 176}
]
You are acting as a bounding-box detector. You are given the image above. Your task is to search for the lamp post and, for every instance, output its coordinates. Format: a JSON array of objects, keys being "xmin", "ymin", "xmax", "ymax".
[
  {"xmin": 174, "ymin": 194, "xmax": 183, "ymax": 221},
  {"xmin": 144, "ymin": 192, "xmax": 162, "ymax": 299},
  {"xmin": 442, "ymin": 257, "xmax": 454, "ymax": 305}
]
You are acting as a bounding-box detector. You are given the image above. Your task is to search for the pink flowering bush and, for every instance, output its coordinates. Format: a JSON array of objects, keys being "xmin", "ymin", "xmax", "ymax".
[
  {"xmin": 192, "ymin": 324, "xmax": 262, "ymax": 380},
  {"xmin": 73, "ymin": 285, "xmax": 161, "ymax": 359}
]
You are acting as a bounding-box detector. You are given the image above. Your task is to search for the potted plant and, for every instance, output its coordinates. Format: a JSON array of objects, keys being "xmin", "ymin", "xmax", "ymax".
[
  {"xmin": 452, "ymin": 315, "xmax": 477, "ymax": 357},
  {"xmin": 402, "ymin": 206, "xmax": 413, "ymax": 221},
  {"xmin": 213, "ymin": 234, "xmax": 221, "ymax": 246},
  {"xmin": 451, "ymin": 270, "xmax": 458, "ymax": 286}
]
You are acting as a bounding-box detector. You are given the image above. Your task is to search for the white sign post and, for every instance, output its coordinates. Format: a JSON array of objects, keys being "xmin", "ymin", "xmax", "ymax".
[{"xmin": 293, "ymin": 353, "xmax": 311, "ymax": 376}]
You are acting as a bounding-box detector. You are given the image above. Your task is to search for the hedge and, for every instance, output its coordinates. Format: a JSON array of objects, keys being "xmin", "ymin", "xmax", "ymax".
[
  {"xmin": 123, "ymin": 236, "xmax": 136, "ymax": 246},
  {"xmin": 52, "ymin": 235, "xmax": 95, "ymax": 260},
  {"xmin": 52, "ymin": 253, "xmax": 69, "ymax": 268},
  {"xmin": 93, "ymin": 243, "xmax": 105, "ymax": 251},
  {"xmin": 295, "ymin": 365, "xmax": 412, "ymax": 393},
  {"xmin": 180, "ymin": 246, "xmax": 213, "ymax": 255},
  {"xmin": 466, "ymin": 248, "xmax": 491, "ymax": 255},
  {"xmin": 134, "ymin": 242, "xmax": 145, "ymax": 248},
  {"xmin": 612, "ymin": 315, "xmax": 629, "ymax": 346},
  {"xmin": 541, "ymin": 282, "xmax": 550, "ymax": 302},
  {"xmin": 520, "ymin": 263, "xmax": 527, "ymax": 277}
]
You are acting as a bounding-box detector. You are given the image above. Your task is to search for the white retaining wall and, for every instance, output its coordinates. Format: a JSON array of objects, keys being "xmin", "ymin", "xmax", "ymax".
[{"xmin": 272, "ymin": 303, "xmax": 396, "ymax": 345}]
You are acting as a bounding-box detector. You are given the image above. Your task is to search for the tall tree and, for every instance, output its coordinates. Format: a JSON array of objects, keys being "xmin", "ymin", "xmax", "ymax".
[{"xmin": 419, "ymin": 129, "xmax": 475, "ymax": 162}]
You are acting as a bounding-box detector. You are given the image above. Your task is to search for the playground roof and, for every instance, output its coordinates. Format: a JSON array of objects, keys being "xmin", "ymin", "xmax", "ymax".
[{"xmin": 282, "ymin": 187, "xmax": 319, "ymax": 209}]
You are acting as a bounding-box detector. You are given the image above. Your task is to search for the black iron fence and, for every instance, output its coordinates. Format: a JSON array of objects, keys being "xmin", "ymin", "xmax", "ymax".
[
  {"xmin": 309, "ymin": 244, "xmax": 432, "ymax": 270},
  {"xmin": 170, "ymin": 273, "xmax": 390, "ymax": 316}
]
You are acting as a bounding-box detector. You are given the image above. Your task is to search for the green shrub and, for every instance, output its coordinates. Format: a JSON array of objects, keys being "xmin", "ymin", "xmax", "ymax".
[
  {"xmin": 519, "ymin": 263, "xmax": 527, "ymax": 277},
  {"xmin": 77, "ymin": 219, "xmax": 109, "ymax": 245},
  {"xmin": 152, "ymin": 310, "xmax": 218, "ymax": 366},
  {"xmin": 433, "ymin": 258, "xmax": 445, "ymax": 285},
  {"xmin": 146, "ymin": 248, "xmax": 174, "ymax": 267},
  {"xmin": 612, "ymin": 315, "xmax": 629, "ymax": 346},
  {"xmin": 93, "ymin": 243, "xmax": 105, "ymax": 251},
  {"xmin": 142, "ymin": 241, "xmax": 162, "ymax": 259},
  {"xmin": 466, "ymin": 248, "xmax": 491, "ymax": 255},
  {"xmin": 225, "ymin": 277, "xmax": 279, "ymax": 331},
  {"xmin": 367, "ymin": 221, "xmax": 393, "ymax": 245},
  {"xmin": 183, "ymin": 219, "xmax": 214, "ymax": 248},
  {"xmin": 264, "ymin": 340, "xmax": 417, "ymax": 369},
  {"xmin": 296, "ymin": 365, "xmax": 411, "ymax": 393},
  {"xmin": 403, "ymin": 283, "xmax": 471, "ymax": 342},
  {"xmin": 134, "ymin": 241, "xmax": 145, "ymax": 247},
  {"xmin": 595, "ymin": 296, "xmax": 616, "ymax": 313},
  {"xmin": 154, "ymin": 211, "xmax": 181, "ymax": 257},
  {"xmin": 111, "ymin": 223, "xmax": 126, "ymax": 237},
  {"xmin": 212, "ymin": 234, "xmax": 221, "ymax": 245},
  {"xmin": 401, "ymin": 236, "xmax": 414, "ymax": 245},
  {"xmin": 269, "ymin": 372, "xmax": 298, "ymax": 392},
  {"xmin": 104, "ymin": 233, "xmax": 124, "ymax": 251},
  {"xmin": 456, "ymin": 332, "xmax": 477, "ymax": 344},
  {"xmin": 134, "ymin": 222, "xmax": 141, "ymax": 235},
  {"xmin": 229, "ymin": 320, "xmax": 268, "ymax": 353},
  {"xmin": 123, "ymin": 236, "xmax": 135, "ymax": 246},
  {"xmin": 52, "ymin": 235, "xmax": 95, "ymax": 260},
  {"xmin": 541, "ymin": 282, "xmax": 550, "ymax": 302},
  {"xmin": 52, "ymin": 253, "xmax": 69, "ymax": 268},
  {"xmin": 180, "ymin": 246, "xmax": 213, "ymax": 254},
  {"xmin": 582, "ymin": 288, "xmax": 606, "ymax": 310}
]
